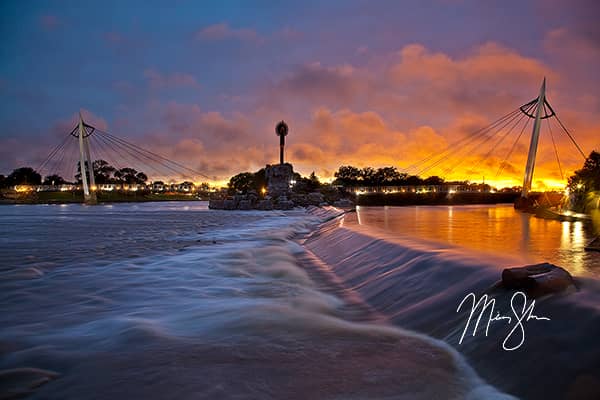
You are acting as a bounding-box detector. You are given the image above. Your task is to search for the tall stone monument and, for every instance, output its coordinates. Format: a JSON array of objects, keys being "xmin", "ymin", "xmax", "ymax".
[{"xmin": 265, "ymin": 120, "xmax": 294, "ymax": 199}]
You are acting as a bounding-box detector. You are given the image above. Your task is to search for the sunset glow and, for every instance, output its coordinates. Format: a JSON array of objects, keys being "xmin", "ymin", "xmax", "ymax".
[{"xmin": 1, "ymin": 1, "xmax": 598, "ymax": 188}]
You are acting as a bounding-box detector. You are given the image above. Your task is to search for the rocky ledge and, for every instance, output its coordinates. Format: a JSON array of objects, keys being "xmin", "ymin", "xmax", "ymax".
[{"xmin": 208, "ymin": 192, "xmax": 354, "ymax": 210}]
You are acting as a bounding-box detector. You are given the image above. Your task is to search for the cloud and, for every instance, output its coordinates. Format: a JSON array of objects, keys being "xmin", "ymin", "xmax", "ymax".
[
  {"xmin": 268, "ymin": 62, "xmax": 364, "ymax": 107},
  {"xmin": 143, "ymin": 69, "xmax": 200, "ymax": 90},
  {"xmin": 128, "ymin": 40, "xmax": 588, "ymax": 185},
  {"xmin": 195, "ymin": 23, "xmax": 261, "ymax": 43},
  {"xmin": 386, "ymin": 42, "xmax": 554, "ymax": 115},
  {"xmin": 7, "ymin": 35, "xmax": 597, "ymax": 188}
]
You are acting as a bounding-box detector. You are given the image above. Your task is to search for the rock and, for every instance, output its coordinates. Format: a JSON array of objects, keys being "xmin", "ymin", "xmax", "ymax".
[
  {"xmin": 247, "ymin": 193, "xmax": 258, "ymax": 207},
  {"xmin": 233, "ymin": 194, "xmax": 245, "ymax": 207},
  {"xmin": 208, "ymin": 199, "xmax": 224, "ymax": 209},
  {"xmin": 0, "ymin": 367, "xmax": 60, "ymax": 399},
  {"xmin": 307, "ymin": 192, "xmax": 324, "ymax": 205},
  {"xmin": 333, "ymin": 198, "xmax": 355, "ymax": 208},
  {"xmin": 223, "ymin": 199, "xmax": 236, "ymax": 210},
  {"xmin": 501, "ymin": 263, "xmax": 576, "ymax": 297},
  {"xmin": 289, "ymin": 193, "xmax": 308, "ymax": 207},
  {"xmin": 238, "ymin": 200, "xmax": 251, "ymax": 210},
  {"xmin": 257, "ymin": 199, "xmax": 273, "ymax": 210},
  {"xmin": 275, "ymin": 195, "xmax": 295, "ymax": 210}
]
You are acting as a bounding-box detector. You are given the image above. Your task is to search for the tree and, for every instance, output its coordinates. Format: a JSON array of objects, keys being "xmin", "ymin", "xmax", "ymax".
[
  {"xmin": 361, "ymin": 167, "xmax": 377, "ymax": 186},
  {"xmin": 373, "ymin": 167, "xmax": 402, "ymax": 185},
  {"xmin": 6, "ymin": 167, "xmax": 42, "ymax": 186},
  {"xmin": 333, "ymin": 165, "xmax": 362, "ymax": 186},
  {"xmin": 135, "ymin": 172, "xmax": 148, "ymax": 184},
  {"xmin": 567, "ymin": 150, "xmax": 600, "ymax": 212},
  {"xmin": 423, "ymin": 176, "xmax": 445, "ymax": 185},
  {"xmin": 43, "ymin": 174, "xmax": 67, "ymax": 185},
  {"xmin": 253, "ymin": 168, "xmax": 267, "ymax": 193},
  {"xmin": 568, "ymin": 150, "xmax": 600, "ymax": 192},
  {"xmin": 227, "ymin": 168, "xmax": 269, "ymax": 195},
  {"xmin": 228, "ymin": 172, "xmax": 255, "ymax": 194},
  {"xmin": 293, "ymin": 172, "xmax": 321, "ymax": 193},
  {"xmin": 308, "ymin": 172, "xmax": 321, "ymax": 188},
  {"xmin": 404, "ymin": 175, "xmax": 424, "ymax": 185},
  {"xmin": 92, "ymin": 160, "xmax": 116, "ymax": 184},
  {"xmin": 0, "ymin": 174, "xmax": 6, "ymax": 188},
  {"xmin": 115, "ymin": 167, "xmax": 140, "ymax": 184}
]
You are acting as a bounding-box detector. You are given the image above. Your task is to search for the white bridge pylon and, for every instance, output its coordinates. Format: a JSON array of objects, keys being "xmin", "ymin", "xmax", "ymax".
[
  {"xmin": 521, "ymin": 78, "xmax": 546, "ymax": 198},
  {"xmin": 77, "ymin": 112, "xmax": 97, "ymax": 204}
]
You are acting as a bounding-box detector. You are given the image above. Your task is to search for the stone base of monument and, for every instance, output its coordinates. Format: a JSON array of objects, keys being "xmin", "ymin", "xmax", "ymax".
[
  {"xmin": 265, "ymin": 163, "xmax": 293, "ymax": 198},
  {"xmin": 208, "ymin": 162, "xmax": 356, "ymax": 211}
]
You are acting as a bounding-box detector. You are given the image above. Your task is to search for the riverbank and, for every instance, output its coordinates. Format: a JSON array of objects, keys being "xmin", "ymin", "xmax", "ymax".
[
  {"xmin": 0, "ymin": 191, "xmax": 203, "ymax": 204},
  {"xmin": 301, "ymin": 211, "xmax": 600, "ymax": 400},
  {"xmin": 355, "ymin": 191, "xmax": 519, "ymax": 206}
]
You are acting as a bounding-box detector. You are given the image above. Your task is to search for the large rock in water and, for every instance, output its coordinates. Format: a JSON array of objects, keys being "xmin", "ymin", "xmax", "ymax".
[{"xmin": 501, "ymin": 263, "xmax": 576, "ymax": 297}]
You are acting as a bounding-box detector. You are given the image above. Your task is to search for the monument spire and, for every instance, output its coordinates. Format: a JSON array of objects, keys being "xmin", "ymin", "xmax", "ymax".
[{"xmin": 275, "ymin": 120, "xmax": 289, "ymax": 164}]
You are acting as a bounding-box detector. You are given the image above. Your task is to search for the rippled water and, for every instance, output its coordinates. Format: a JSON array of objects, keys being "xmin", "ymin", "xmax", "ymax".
[
  {"xmin": 0, "ymin": 202, "xmax": 513, "ymax": 399},
  {"xmin": 348, "ymin": 205, "xmax": 600, "ymax": 277}
]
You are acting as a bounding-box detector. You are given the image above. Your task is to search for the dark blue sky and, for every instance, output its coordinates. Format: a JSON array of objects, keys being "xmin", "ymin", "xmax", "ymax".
[{"xmin": 1, "ymin": 0, "xmax": 599, "ymax": 186}]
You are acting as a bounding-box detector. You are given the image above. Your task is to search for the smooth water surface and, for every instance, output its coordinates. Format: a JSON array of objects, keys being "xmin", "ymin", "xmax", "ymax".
[{"xmin": 348, "ymin": 204, "xmax": 600, "ymax": 277}]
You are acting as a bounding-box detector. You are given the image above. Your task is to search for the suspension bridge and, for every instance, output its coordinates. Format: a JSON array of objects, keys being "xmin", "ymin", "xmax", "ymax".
[
  {"xmin": 399, "ymin": 78, "xmax": 587, "ymax": 200},
  {"xmin": 36, "ymin": 113, "xmax": 211, "ymax": 204}
]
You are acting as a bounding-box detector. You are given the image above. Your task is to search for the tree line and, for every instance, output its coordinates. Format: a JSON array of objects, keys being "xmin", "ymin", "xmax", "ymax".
[
  {"xmin": 0, "ymin": 160, "xmax": 149, "ymax": 188},
  {"xmin": 228, "ymin": 168, "xmax": 321, "ymax": 194},
  {"xmin": 332, "ymin": 165, "xmax": 456, "ymax": 187}
]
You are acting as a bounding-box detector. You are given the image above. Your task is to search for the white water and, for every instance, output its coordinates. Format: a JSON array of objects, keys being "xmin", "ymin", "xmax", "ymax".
[
  {"xmin": 304, "ymin": 210, "xmax": 600, "ymax": 400},
  {"xmin": 0, "ymin": 202, "xmax": 513, "ymax": 399}
]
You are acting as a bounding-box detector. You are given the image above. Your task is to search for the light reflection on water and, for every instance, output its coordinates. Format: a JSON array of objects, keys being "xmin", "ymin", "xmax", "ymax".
[{"xmin": 351, "ymin": 204, "xmax": 600, "ymax": 277}]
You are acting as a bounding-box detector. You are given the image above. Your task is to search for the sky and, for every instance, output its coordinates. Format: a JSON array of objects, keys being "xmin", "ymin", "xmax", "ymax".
[{"xmin": 1, "ymin": 0, "xmax": 599, "ymax": 188}]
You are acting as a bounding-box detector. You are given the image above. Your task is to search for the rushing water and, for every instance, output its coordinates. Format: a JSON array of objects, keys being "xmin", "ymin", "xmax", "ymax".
[
  {"xmin": 0, "ymin": 202, "xmax": 514, "ymax": 399},
  {"xmin": 347, "ymin": 204, "xmax": 600, "ymax": 278}
]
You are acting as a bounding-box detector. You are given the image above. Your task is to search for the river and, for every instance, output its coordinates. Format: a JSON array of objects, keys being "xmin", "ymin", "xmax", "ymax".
[
  {"xmin": 1, "ymin": 202, "xmax": 598, "ymax": 399},
  {"xmin": 347, "ymin": 204, "xmax": 600, "ymax": 278}
]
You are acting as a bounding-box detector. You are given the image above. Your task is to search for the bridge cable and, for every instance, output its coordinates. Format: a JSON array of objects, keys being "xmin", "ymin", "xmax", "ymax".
[
  {"xmin": 495, "ymin": 116, "xmax": 532, "ymax": 179},
  {"xmin": 97, "ymin": 129, "xmax": 202, "ymax": 179},
  {"xmin": 96, "ymin": 131, "xmax": 201, "ymax": 181},
  {"xmin": 36, "ymin": 133, "xmax": 71, "ymax": 173},
  {"xmin": 93, "ymin": 132, "xmax": 174, "ymax": 180},
  {"xmin": 416, "ymin": 106, "xmax": 527, "ymax": 177},
  {"xmin": 552, "ymin": 114, "xmax": 587, "ymax": 160},
  {"xmin": 454, "ymin": 107, "xmax": 531, "ymax": 182},
  {"xmin": 48, "ymin": 138, "xmax": 70, "ymax": 180},
  {"xmin": 89, "ymin": 134, "xmax": 125, "ymax": 172},
  {"xmin": 401, "ymin": 107, "xmax": 522, "ymax": 173},
  {"xmin": 419, "ymin": 108, "xmax": 524, "ymax": 175},
  {"xmin": 546, "ymin": 118, "xmax": 564, "ymax": 180},
  {"xmin": 95, "ymin": 128, "xmax": 210, "ymax": 179},
  {"xmin": 96, "ymin": 131, "xmax": 196, "ymax": 180}
]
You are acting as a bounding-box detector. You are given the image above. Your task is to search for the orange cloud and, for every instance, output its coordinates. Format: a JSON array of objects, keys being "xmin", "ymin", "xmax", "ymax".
[{"xmin": 88, "ymin": 40, "xmax": 598, "ymax": 188}]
